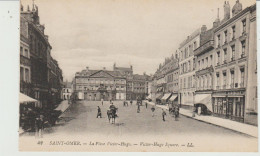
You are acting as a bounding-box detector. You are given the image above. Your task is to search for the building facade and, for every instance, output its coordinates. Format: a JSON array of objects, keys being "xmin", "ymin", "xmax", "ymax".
[
  {"xmin": 20, "ymin": 4, "xmax": 63, "ymax": 109},
  {"xmin": 20, "ymin": 16, "xmax": 32, "ymax": 97},
  {"xmin": 74, "ymin": 67, "xmax": 126, "ymax": 101},
  {"xmin": 194, "ymin": 26, "xmax": 216, "ymax": 114},
  {"xmin": 178, "ymin": 27, "xmax": 202, "ymax": 108},
  {"xmin": 212, "ymin": 2, "xmax": 257, "ymax": 125}
]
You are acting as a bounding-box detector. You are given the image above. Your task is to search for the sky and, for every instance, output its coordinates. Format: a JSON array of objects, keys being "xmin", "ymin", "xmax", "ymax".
[{"xmin": 21, "ymin": 0, "xmax": 255, "ymax": 81}]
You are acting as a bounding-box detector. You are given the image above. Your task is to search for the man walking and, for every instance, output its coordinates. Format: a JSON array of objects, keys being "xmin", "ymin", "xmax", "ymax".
[
  {"xmin": 145, "ymin": 102, "xmax": 148, "ymax": 109},
  {"xmin": 137, "ymin": 103, "xmax": 140, "ymax": 113},
  {"xmin": 101, "ymin": 98, "xmax": 104, "ymax": 106},
  {"xmin": 151, "ymin": 106, "xmax": 155, "ymax": 117},
  {"xmin": 162, "ymin": 109, "xmax": 166, "ymax": 122},
  {"xmin": 97, "ymin": 106, "xmax": 102, "ymax": 118}
]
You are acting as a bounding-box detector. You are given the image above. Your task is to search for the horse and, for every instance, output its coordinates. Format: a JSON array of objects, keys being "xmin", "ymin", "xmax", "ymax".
[{"xmin": 107, "ymin": 108, "xmax": 118, "ymax": 124}]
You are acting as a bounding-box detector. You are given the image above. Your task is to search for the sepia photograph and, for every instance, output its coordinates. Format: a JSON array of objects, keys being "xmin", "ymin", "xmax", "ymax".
[{"xmin": 18, "ymin": 0, "xmax": 257, "ymax": 152}]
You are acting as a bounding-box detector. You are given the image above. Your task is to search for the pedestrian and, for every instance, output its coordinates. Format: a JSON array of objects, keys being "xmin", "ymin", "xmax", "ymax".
[
  {"xmin": 97, "ymin": 106, "xmax": 102, "ymax": 118},
  {"xmin": 145, "ymin": 102, "xmax": 148, "ymax": 109},
  {"xmin": 174, "ymin": 109, "xmax": 179, "ymax": 121},
  {"xmin": 151, "ymin": 106, "xmax": 155, "ymax": 117},
  {"xmin": 130, "ymin": 100, "xmax": 133, "ymax": 105},
  {"xmin": 101, "ymin": 98, "xmax": 104, "ymax": 106},
  {"xmin": 35, "ymin": 114, "xmax": 44, "ymax": 138},
  {"xmin": 162, "ymin": 109, "xmax": 166, "ymax": 122},
  {"xmin": 123, "ymin": 101, "xmax": 125, "ymax": 107},
  {"xmin": 137, "ymin": 103, "xmax": 140, "ymax": 113}
]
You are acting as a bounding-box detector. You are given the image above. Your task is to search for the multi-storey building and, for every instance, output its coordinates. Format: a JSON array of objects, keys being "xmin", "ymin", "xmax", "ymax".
[
  {"xmin": 20, "ymin": 16, "xmax": 32, "ymax": 96},
  {"xmin": 154, "ymin": 66, "xmax": 166, "ymax": 103},
  {"xmin": 20, "ymin": 4, "xmax": 63, "ymax": 109},
  {"xmin": 62, "ymin": 81, "xmax": 72, "ymax": 100},
  {"xmin": 178, "ymin": 27, "xmax": 203, "ymax": 108},
  {"xmin": 74, "ymin": 67, "xmax": 126, "ymax": 101},
  {"xmin": 194, "ymin": 25, "xmax": 216, "ymax": 113},
  {"xmin": 212, "ymin": 2, "xmax": 257, "ymax": 125}
]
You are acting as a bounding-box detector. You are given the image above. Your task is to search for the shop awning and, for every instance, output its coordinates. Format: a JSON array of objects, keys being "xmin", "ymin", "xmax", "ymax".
[
  {"xmin": 169, "ymin": 95, "xmax": 178, "ymax": 101},
  {"xmin": 55, "ymin": 101, "xmax": 70, "ymax": 113},
  {"xmin": 194, "ymin": 94, "xmax": 212, "ymax": 112},
  {"xmin": 19, "ymin": 93, "xmax": 37, "ymax": 104},
  {"xmin": 156, "ymin": 94, "xmax": 164, "ymax": 100},
  {"xmin": 161, "ymin": 93, "xmax": 172, "ymax": 100}
]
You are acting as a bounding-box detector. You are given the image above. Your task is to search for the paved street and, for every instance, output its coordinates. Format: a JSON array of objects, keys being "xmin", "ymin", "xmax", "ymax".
[{"xmin": 20, "ymin": 100, "xmax": 257, "ymax": 151}]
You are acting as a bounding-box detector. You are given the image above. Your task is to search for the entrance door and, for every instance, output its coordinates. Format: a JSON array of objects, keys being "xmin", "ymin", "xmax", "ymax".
[{"xmin": 227, "ymin": 98, "xmax": 233, "ymax": 118}]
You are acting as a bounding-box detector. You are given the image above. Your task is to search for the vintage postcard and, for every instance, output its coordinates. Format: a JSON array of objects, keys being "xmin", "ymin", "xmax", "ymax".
[{"xmin": 19, "ymin": 0, "xmax": 258, "ymax": 152}]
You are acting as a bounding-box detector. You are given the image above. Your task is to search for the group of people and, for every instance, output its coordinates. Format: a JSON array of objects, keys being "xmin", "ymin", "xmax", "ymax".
[
  {"xmin": 20, "ymin": 106, "xmax": 46, "ymax": 138},
  {"xmin": 96, "ymin": 100, "xmax": 180, "ymax": 122}
]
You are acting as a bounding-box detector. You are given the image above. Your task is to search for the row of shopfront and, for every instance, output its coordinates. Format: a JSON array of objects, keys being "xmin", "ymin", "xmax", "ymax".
[{"xmin": 149, "ymin": 89, "xmax": 245, "ymax": 123}]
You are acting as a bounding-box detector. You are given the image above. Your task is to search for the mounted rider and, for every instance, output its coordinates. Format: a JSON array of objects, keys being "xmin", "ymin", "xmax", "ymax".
[{"xmin": 109, "ymin": 103, "xmax": 118, "ymax": 117}]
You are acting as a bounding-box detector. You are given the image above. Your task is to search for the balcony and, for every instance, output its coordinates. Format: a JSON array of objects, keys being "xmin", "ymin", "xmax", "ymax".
[
  {"xmin": 222, "ymin": 85, "xmax": 226, "ymax": 89},
  {"xmin": 241, "ymin": 53, "xmax": 246, "ymax": 58},
  {"xmin": 223, "ymin": 60, "xmax": 227, "ymax": 64},
  {"xmin": 230, "ymin": 83, "xmax": 235, "ymax": 89},
  {"xmin": 194, "ymin": 40, "xmax": 214, "ymax": 56},
  {"xmin": 195, "ymin": 65, "xmax": 214, "ymax": 76},
  {"xmin": 216, "ymin": 86, "xmax": 220, "ymax": 90}
]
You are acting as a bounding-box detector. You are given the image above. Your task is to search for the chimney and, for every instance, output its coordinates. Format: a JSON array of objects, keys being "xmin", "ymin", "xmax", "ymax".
[
  {"xmin": 86, "ymin": 66, "xmax": 89, "ymax": 71},
  {"xmin": 143, "ymin": 72, "xmax": 146, "ymax": 75},
  {"xmin": 223, "ymin": 1, "xmax": 230, "ymax": 20},
  {"xmin": 201, "ymin": 25, "xmax": 207, "ymax": 33},
  {"xmin": 103, "ymin": 67, "xmax": 106, "ymax": 70},
  {"xmin": 213, "ymin": 8, "xmax": 221, "ymax": 28},
  {"xmin": 130, "ymin": 65, "xmax": 133, "ymax": 70}
]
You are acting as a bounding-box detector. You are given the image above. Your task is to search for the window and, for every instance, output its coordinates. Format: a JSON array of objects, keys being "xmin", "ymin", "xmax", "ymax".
[
  {"xmin": 223, "ymin": 71, "xmax": 226, "ymax": 89},
  {"xmin": 198, "ymin": 61, "xmax": 200, "ymax": 70},
  {"xmin": 216, "ymin": 73, "xmax": 220, "ymax": 88},
  {"xmin": 180, "ymin": 79, "xmax": 182, "ymax": 89},
  {"xmin": 210, "ymin": 55, "xmax": 212, "ymax": 66},
  {"xmin": 230, "ymin": 70, "xmax": 235, "ymax": 88},
  {"xmin": 242, "ymin": 19, "xmax": 246, "ymax": 34},
  {"xmin": 223, "ymin": 48, "xmax": 227, "ymax": 63},
  {"xmin": 20, "ymin": 47, "xmax": 23, "ymax": 55},
  {"xmin": 188, "ymin": 61, "xmax": 190, "ymax": 71},
  {"xmin": 193, "ymin": 58, "xmax": 196, "ymax": 70},
  {"xmin": 231, "ymin": 45, "xmax": 235, "ymax": 60},
  {"xmin": 241, "ymin": 40, "xmax": 246, "ymax": 57},
  {"xmin": 20, "ymin": 67, "xmax": 24, "ymax": 81},
  {"xmin": 217, "ymin": 51, "xmax": 220, "ymax": 65},
  {"xmin": 202, "ymin": 59, "xmax": 204, "ymax": 69},
  {"xmin": 24, "ymin": 49, "xmax": 29, "ymax": 58},
  {"xmin": 232, "ymin": 26, "xmax": 236, "ymax": 39},
  {"xmin": 25, "ymin": 68, "xmax": 30, "ymax": 82},
  {"xmin": 224, "ymin": 30, "xmax": 228, "ymax": 43},
  {"xmin": 217, "ymin": 35, "xmax": 221, "ymax": 47},
  {"xmin": 206, "ymin": 57, "xmax": 208, "ymax": 67},
  {"xmin": 184, "ymin": 78, "xmax": 186, "ymax": 88},
  {"xmin": 240, "ymin": 67, "xmax": 245, "ymax": 87}
]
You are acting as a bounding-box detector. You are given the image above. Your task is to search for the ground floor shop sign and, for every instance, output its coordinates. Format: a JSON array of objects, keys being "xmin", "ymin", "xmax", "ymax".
[{"xmin": 212, "ymin": 90, "xmax": 245, "ymax": 123}]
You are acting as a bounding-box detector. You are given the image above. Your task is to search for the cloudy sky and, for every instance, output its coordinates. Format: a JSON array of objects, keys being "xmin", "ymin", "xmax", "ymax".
[{"xmin": 22, "ymin": 0, "xmax": 254, "ymax": 81}]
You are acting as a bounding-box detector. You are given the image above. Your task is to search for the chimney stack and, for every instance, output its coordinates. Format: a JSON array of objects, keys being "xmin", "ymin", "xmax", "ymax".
[
  {"xmin": 223, "ymin": 1, "xmax": 230, "ymax": 20},
  {"xmin": 86, "ymin": 66, "xmax": 89, "ymax": 71},
  {"xmin": 103, "ymin": 67, "xmax": 106, "ymax": 70},
  {"xmin": 201, "ymin": 25, "xmax": 207, "ymax": 33}
]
